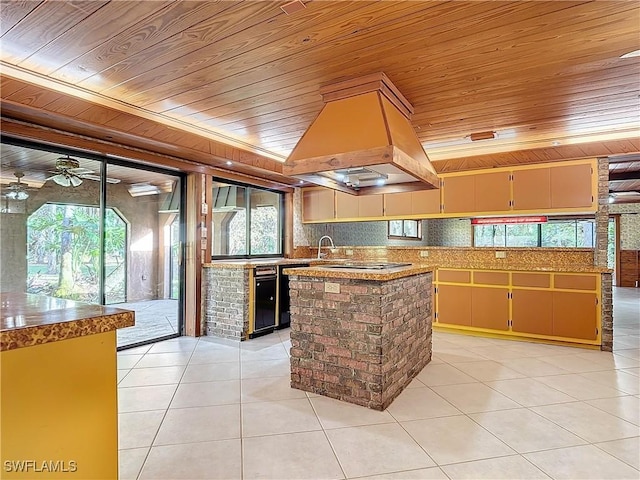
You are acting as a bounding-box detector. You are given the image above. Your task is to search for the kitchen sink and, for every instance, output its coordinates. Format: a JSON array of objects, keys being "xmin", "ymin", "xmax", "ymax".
[{"xmin": 322, "ymin": 262, "xmax": 412, "ymax": 270}]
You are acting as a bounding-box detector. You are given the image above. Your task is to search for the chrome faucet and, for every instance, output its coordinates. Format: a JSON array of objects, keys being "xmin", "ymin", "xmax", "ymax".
[{"xmin": 317, "ymin": 235, "xmax": 335, "ymax": 259}]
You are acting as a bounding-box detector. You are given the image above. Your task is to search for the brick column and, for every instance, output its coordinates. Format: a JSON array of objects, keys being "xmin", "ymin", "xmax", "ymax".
[
  {"xmin": 600, "ymin": 272, "xmax": 613, "ymax": 352},
  {"xmin": 594, "ymin": 157, "xmax": 612, "ymax": 352},
  {"xmin": 202, "ymin": 266, "xmax": 250, "ymax": 340}
]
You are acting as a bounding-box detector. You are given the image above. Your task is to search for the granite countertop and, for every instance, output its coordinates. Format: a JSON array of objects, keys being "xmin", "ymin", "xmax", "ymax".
[
  {"xmin": 1, "ymin": 292, "xmax": 135, "ymax": 351},
  {"xmin": 203, "ymin": 258, "xmax": 337, "ymax": 268},
  {"xmin": 282, "ymin": 264, "xmax": 435, "ymax": 281}
]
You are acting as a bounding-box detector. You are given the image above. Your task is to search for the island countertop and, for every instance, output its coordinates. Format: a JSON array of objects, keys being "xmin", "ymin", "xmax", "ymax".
[
  {"xmin": 282, "ymin": 263, "xmax": 435, "ymax": 281},
  {"xmin": 0, "ymin": 292, "xmax": 135, "ymax": 351}
]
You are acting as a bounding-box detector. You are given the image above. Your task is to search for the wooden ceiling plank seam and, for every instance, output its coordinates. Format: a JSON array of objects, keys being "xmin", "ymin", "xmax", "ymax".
[
  {"xmin": 50, "ymin": 1, "xmax": 240, "ymax": 86},
  {"xmin": 136, "ymin": 1, "xmax": 636, "ymax": 112},
  {"xmin": 0, "ymin": 0, "xmax": 45, "ymax": 37}
]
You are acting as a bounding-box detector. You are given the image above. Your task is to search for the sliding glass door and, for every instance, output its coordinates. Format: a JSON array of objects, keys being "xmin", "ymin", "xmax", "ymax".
[{"xmin": 0, "ymin": 140, "xmax": 185, "ymax": 349}]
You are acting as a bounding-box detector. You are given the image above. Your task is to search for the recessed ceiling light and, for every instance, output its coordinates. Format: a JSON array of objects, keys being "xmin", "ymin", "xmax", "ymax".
[
  {"xmin": 226, "ymin": 161, "xmax": 232, "ymax": 166},
  {"xmin": 620, "ymin": 49, "xmax": 640, "ymax": 58},
  {"xmin": 281, "ymin": 0, "xmax": 306, "ymax": 15},
  {"xmin": 551, "ymin": 141, "xmax": 561, "ymax": 147},
  {"xmin": 298, "ymin": 180, "xmax": 304, "ymax": 184}
]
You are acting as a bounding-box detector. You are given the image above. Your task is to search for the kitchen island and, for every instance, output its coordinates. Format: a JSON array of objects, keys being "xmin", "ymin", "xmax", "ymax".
[
  {"xmin": 1, "ymin": 293, "xmax": 134, "ymax": 479},
  {"xmin": 283, "ymin": 263, "xmax": 434, "ymax": 410}
]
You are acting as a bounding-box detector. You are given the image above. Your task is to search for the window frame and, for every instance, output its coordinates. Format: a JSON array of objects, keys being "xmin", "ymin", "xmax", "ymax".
[
  {"xmin": 210, "ymin": 178, "xmax": 285, "ymax": 260},
  {"xmin": 388, "ymin": 219, "xmax": 422, "ymax": 240},
  {"xmin": 473, "ymin": 218, "xmax": 596, "ymax": 248}
]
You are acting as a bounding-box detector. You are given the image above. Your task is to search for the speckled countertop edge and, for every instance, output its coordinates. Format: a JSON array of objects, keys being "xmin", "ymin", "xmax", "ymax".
[
  {"xmin": 1, "ymin": 295, "xmax": 135, "ymax": 352},
  {"xmin": 283, "ymin": 265, "xmax": 435, "ymax": 281}
]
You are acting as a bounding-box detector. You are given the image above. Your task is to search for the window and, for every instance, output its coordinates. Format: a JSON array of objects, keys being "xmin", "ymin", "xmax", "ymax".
[
  {"xmin": 211, "ymin": 180, "xmax": 283, "ymax": 257},
  {"xmin": 474, "ymin": 219, "xmax": 595, "ymax": 248},
  {"xmin": 388, "ymin": 220, "xmax": 422, "ymax": 240}
]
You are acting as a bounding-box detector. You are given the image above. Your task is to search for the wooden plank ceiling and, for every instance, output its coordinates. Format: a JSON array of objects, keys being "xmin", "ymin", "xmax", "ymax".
[{"xmin": 1, "ymin": 0, "xmax": 639, "ymax": 199}]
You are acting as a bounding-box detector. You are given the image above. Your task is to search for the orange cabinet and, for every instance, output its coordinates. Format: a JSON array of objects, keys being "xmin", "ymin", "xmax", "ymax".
[
  {"xmin": 512, "ymin": 289, "xmax": 553, "ymax": 335},
  {"xmin": 335, "ymin": 191, "xmax": 359, "ymax": 219},
  {"xmin": 471, "ymin": 287, "xmax": 509, "ymax": 330},
  {"xmin": 442, "ymin": 175, "xmax": 475, "ymax": 214},
  {"xmin": 436, "ymin": 285, "xmax": 472, "ymax": 326},
  {"xmin": 359, "ymin": 194, "xmax": 383, "ymax": 217},
  {"xmin": 474, "ymin": 171, "xmax": 511, "ymax": 212},
  {"xmin": 411, "ymin": 189, "xmax": 440, "ymax": 215},
  {"xmin": 512, "ymin": 167, "xmax": 551, "ymax": 211},
  {"xmin": 552, "ymin": 291, "xmax": 598, "ymax": 340},
  {"xmin": 303, "ymin": 188, "xmax": 335, "ymax": 222},
  {"xmin": 384, "ymin": 192, "xmax": 412, "ymax": 216},
  {"xmin": 550, "ymin": 163, "xmax": 593, "ymax": 209}
]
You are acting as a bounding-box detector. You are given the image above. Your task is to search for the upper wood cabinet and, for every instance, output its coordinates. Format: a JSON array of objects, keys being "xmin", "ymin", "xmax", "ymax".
[
  {"xmin": 335, "ymin": 191, "xmax": 359, "ymax": 219},
  {"xmin": 302, "ymin": 189, "xmax": 334, "ymax": 222},
  {"xmin": 474, "ymin": 171, "xmax": 511, "ymax": 212},
  {"xmin": 383, "ymin": 189, "xmax": 440, "ymax": 217},
  {"xmin": 442, "ymin": 175, "xmax": 475, "ymax": 214},
  {"xmin": 550, "ymin": 163, "xmax": 593, "ymax": 208},
  {"xmin": 359, "ymin": 194, "xmax": 383, "ymax": 218},
  {"xmin": 512, "ymin": 167, "xmax": 551, "ymax": 211}
]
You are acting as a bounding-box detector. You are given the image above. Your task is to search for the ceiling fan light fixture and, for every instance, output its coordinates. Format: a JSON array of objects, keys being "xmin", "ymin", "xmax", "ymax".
[
  {"xmin": 52, "ymin": 174, "xmax": 71, "ymax": 187},
  {"xmin": 5, "ymin": 190, "xmax": 18, "ymax": 200},
  {"xmin": 70, "ymin": 176, "xmax": 83, "ymax": 187}
]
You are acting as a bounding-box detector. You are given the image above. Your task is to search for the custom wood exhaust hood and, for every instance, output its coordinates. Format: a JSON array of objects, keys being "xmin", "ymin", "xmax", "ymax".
[{"xmin": 283, "ymin": 73, "xmax": 440, "ymax": 195}]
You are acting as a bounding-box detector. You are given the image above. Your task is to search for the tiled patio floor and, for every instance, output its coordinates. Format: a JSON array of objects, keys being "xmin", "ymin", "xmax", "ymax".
[{"xmin": 116, "ymin": 299, "xmax": 179, "ymax": 347}]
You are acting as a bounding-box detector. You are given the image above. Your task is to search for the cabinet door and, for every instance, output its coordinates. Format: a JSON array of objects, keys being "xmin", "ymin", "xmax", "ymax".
[
  {"xmin": 512, "ymin": 168, "xmax": 551, "ymax": 210},
  {"xmin": 512, "ymin": 290, "xmax": 553, "ymax": 335},
  {"xmin": 471, "ymin": 287, "xmax": 509, "ymax": 330},
  {"xmin": 442, "ymin": 175, "xmax": 475, "ymax": 214},
  {"xmin": 474, "ymin": 172, "xmax": 511, "ymax": 212},
  {"xmin": 359, "ymin": 194, "xmax": 383, "ymax": 218},
  {"xmin": 436, "ymin": 285, "xmax": 472, "ymax": 326},
  {"xmin": 384, "ymin": 192, "xmax": 412, "ymax": 217},
  {"xmin": 550, "ymin": 164, "xmax": 593, "ymax": 209},
  {"xmin": 412, "ymin": 189, "xmax": 440, "ymax": 215},
  {"xmin": 303, "ymin": 189, "xmax": 334, "ymax": 222},
  {"xmin": 552, "ymin": 291, "xmax": 597, "ymax": 340},
  {"xmin": 335, "ymin": 191, "xmax": 359, "ymax": 219}
]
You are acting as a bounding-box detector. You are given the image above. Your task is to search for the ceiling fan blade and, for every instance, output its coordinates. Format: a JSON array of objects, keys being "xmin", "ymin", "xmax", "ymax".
[{"xmin": 68, "ymin": 167, "xmax": 94, "ymax": 175}]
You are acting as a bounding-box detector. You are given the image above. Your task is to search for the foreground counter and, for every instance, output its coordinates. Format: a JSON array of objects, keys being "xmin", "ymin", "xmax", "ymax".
[
  {"xmin": 0, "ymin": 293, "xmax": 134, "ymax": 479},
  {"xmin": 284, "ymin": 264, "xmax": 434, "ymax": 410}
]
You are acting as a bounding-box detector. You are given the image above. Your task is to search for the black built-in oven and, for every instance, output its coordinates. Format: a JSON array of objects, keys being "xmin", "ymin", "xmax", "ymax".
[{"xmin": 251, "ymin": 266, "xmax": 277, "ymax": 338}]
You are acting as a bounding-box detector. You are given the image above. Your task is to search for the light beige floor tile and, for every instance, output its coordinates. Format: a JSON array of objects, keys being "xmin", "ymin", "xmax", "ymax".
[
  {"xmin": 505, "ymin": 357, "xmax": 571, "ymax": 377},
  {"xmin": 118, "ymin": 447, "xmax": 149, "ymax": 480},
  {"xmin": 468, "ymin": 345, "xmax": 531, "ymax": 361},
  {"xmin": 242, "ymin": 398, "xmax": 321, "ymax": 437},
  {"xmin": 117, "ymin": 369, "xmax": 130, "ymax": 383},
  {"xmin": 485, "ymin": 378, "xmax": 575, "ymax": 407},
  {"xmin": 405, "ymin": 376, "xmax": 426, "ymax": 389},
  {"xmin": 525, "ymin": 444, "xmax": 640, "ymax": 479},
  {"xmin": 135, "ymin": 352, "xmax": 192, "ymax": 368},
  {"xmin": 310, "ymin": 395, "xmax": 395, "ymax": 429},
  {"xmin": 387, "ymin": 386, "xmax": 461, "ymax": 422},
  {"xmin": 146, "ymin": 338, "xmax": 198, "ymax": 354},
  {"xmin": 538, "ymin": 353, "xmax": 617, "ymax": 374},
  {"xmin": 596, "ymin": 437, "xmax": 640, "ymax": 470},
  {"xmin": 243, "ymin": 431, "xmax": 343, "ymax": 480},
  {"xmin": 241, "ymin": 357, "xmax": 290, "ymax": 378},
  {"xmin": 240, "ymin": 344, "xmax": 289, "ymax": 361},
  {"xmin": 154, "ymin": 404, "xmax": 240, "ymax": 445},
  {"xmin": 416, "ymin": 363, "xmax": 478, "ymax": 387},
  {"xmin": 117, "ymin": 354, "xmax": 143, "ymax": 369},
  {"xmin": 181, "ymin": 362, "xmax": 240, "ymax": 382},
  {"xmin": 119, "ymin": 384, "xmax": 177, "ymax": 413},
  {"xmin": 623, "ymin": 367, "xmax": 640, "ymax": 376},
  {"xmin": 587, "ymin": 396, "xmax": 640, "ymax": 425},
  {"xmin": 432, "ymin": 383, "xmax": 521, "ymax": 413},
  {"xmin": 616, "ymin": 348, "xmax": 640, "ymax": 361},
  {"xmin": 189, "ymin": 348, "xmax": 240, "ymax": 364},
  {"xmin": 611, "ymin": 353, "xmax": 640, "ymax": 369},
  {"xmin": 580, "ymin": 369, "xmax": 640, "ymax": 395},
  {"xmin": 532, "ymin": 401, "xmax": 640, "ymax": 443},
  {"xmin": 241, "ymin": 375, "xmax": 307, "ymax": 403},
  {"xmin": 535, "ymin": 373, "xmax": 626, "ymax": 400},
  {"xmin": 195, "ymin": 337, "xmax": 240, "ymax": 351},
  {"xmin": 402, "ymin": 415, "xmax": 514, "ymax": 465},
  {"xmin": 139, "ymin": 439, "xmax": 241, "ymax": 479},
  {"xmin": 326, "ymin": 423, "xmax": 435, "ymax": 478},
  {"xmin": 118, "ymin": 410, "xmax": 165, "ymax": 449},
  {"xmin": 432, "ymin": 347, "xmax": 488, "ymax": 364},
  {"xmin": 451, "ymin": 360, "xmax": 526, "ymax": 381},
  {"xmin": 118, "ymin": 366, "xmax": 185, "ymax": 388},
  {"xmin": 120, "ymin": 344, "xmax": 152, "ymax": 355},
  {"xmin": 356, "ymin": 466, "xmax": 448, "ymax": 479},
  {"xmin": 470, "ymin": 408, "xmax": 586, "ymax": 453},
  {"xmin": 441, "ymin": 455, "xmax": 550, "ymax": 479},
  {"xmin": 170, "ymin": 380, "xmax": 240, "ymax": 408}
]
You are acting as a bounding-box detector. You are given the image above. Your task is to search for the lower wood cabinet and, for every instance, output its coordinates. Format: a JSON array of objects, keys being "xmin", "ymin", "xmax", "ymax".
[{"xmin": 436, "ymin": 269, "xmax": 600, "ymax": 345}]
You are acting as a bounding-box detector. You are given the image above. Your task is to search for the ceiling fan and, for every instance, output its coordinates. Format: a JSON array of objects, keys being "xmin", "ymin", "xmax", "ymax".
[
  {"xmin": 45, "ymin": 155, "xmax": 120, "ymax": 187},
  {"xmin": 2, "ymin": 171, "xmax": 34, "ymax": 200}
]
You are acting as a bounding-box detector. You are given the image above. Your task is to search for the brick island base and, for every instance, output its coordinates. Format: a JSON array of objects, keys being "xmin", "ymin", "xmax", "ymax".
[{"xmin": 288, "ymin": 270, "xmax": 433, "ymax": 410}]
